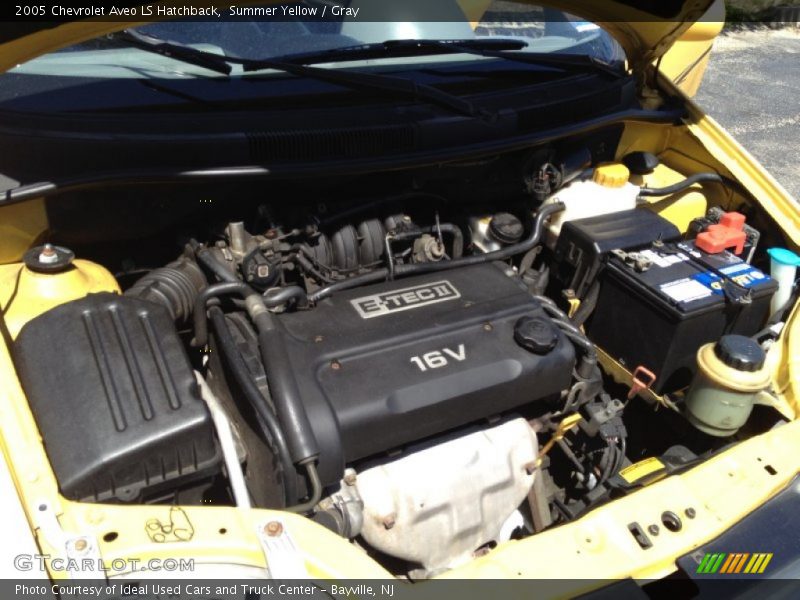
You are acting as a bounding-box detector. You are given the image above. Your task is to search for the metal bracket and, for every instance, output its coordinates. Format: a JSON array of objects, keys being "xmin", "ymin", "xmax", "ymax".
[
  {"xmin": 36, "ymin": 499, "xmax": 103, "ymax": 580},
  {"xmin": 257, "ymin": 519, "xmax": 308, "ymax": 578}
]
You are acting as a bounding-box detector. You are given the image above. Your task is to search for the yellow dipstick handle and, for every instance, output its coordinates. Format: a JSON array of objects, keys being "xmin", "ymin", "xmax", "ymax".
[{"xmin": 536, "ymin": 413, "xmax": 582, "ymax": 467}]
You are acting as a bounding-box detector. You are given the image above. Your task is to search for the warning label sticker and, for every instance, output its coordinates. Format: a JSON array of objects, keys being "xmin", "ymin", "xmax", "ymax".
[
  {"xmin": 660, "ymin": 278, "xmax": 713, "ymax": 303},
  {"xmin": 693, "ymin": 264, "xmax": 770, "ymax": 295}
]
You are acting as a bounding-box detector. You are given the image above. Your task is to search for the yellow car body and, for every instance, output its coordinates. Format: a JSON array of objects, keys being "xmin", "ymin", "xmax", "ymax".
[{"xmin": 0, "ymin": 0, "xmax": 798, "ymax": 593}]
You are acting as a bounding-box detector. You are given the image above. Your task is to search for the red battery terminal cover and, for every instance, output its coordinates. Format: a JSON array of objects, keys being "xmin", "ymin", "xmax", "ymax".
[{"xmin": 695, "ymin": 211, "xmax": 747, "ymax": 255}]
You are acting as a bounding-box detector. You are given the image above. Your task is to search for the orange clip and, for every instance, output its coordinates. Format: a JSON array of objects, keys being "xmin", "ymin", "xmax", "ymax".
[{"xmin": 628, "ymin": 365, "xmax": 657, "ymax": 399}]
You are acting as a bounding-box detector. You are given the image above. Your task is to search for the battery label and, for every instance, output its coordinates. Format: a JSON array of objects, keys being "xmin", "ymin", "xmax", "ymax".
[
  {"xmin": 693, "ymin": 264, "xmax": 770, "ymax": 295},
  {"xmin": 660, "ymin": 278, "xmax": 713, "ymax": 303}
]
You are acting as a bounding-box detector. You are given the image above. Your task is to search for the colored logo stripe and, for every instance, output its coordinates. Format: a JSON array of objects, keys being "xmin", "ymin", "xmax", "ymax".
[
  {"xmin": 744, "ymin": 553, "xmax": 773, "ymax": 574},
  {"xmin": 697, "ymin": 553, "xmax": 726, "ymax": 573},
  {"xmin": 720, "ymin": 553, "xmax": 748, "ymax": 573},
  {"xmin": 696, "ymin": 553, "xmax": 773, "ymax": 574}
]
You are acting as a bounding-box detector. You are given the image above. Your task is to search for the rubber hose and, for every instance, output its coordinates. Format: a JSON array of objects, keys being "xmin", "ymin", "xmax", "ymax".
[
  {"xmin": 254, "ymin": 311, "xmax": 320, "ymax": 466},
  {"xmin": 193, "ymin": 242, "xmax": 239, "ymax": 284},
  {"xmin": 637, "ymin": 172, "xmax": 739, "ymax": 197},
  {"xmin": 192, "ymin": 282, "xmax": 308, "ymax": 347},
  {"xmin": 124, "ymin": 255, "xmax": 206, "ymax": 323},
  {"xmin": 209, "ymin": 307, "xmax": 297, "ymax": 506},
  {"xmin": 192, "ymin": 282, "xmax": 256, "ymax": 347},
  {"xmin": 571, "ymin": 281, "xmax": 601, "ymax": 328}
]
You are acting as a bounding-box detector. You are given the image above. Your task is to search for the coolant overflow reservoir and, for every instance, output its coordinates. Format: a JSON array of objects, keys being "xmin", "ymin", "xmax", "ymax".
[
  {"xmin": 684, "ymin": 335, "xmax": 770, "ymax": 437},
  {"xmin": 543, "ymin": 173, "xmax": 640, "ymax": 248}
]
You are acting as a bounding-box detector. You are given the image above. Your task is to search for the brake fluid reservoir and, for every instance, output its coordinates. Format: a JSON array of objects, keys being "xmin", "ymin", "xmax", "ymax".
[
  {"xmin": 543, "ymin": 163, "xmax": 639, "ymax": 248},
  {"xmin": 0, "ymin": 244, "xmax": 119, "ymax": 339},
  {"xmin": 684, "ymin": 335, "xmax": 770, "ymax": 437}
]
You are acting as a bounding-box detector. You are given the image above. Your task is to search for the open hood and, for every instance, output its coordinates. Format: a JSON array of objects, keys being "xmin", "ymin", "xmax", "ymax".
[{"xmin": 0, "ymin": 0, "xmax": 719, "ymax": 74}]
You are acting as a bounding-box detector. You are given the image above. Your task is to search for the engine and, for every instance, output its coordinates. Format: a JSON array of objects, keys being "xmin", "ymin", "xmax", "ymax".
[
  {"xmin": 8, "ymin": 145, "xmax": 785, "ymax": 577},
  {"xmin": 266, "ymin": 263, "xmax": 575, "ymax": 486}
]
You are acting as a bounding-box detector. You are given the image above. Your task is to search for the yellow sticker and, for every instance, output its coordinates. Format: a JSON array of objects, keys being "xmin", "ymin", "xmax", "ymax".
[{"xmin": 619, "ymin": 457, "xmax": 666, "ymax": 484}]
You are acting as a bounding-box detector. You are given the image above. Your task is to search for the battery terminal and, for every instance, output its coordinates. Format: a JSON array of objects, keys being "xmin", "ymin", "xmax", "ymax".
[{"xmin": 611, "ymin": 248, "xmax": 653, "ymax": 273}]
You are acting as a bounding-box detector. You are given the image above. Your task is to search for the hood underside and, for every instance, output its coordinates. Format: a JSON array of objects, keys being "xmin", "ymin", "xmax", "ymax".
[{"xmin": 0, "ymin": 0, "xmax": 718, "ymax": 74}]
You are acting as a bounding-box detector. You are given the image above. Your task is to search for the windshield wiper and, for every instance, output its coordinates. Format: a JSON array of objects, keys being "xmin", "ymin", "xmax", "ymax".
[
  {"xmin": 274, "ymin": 38, "xmax": 528, "ymax": 64},
  {"xmin": 111, "ymin": 30, "xmax": 233, "ymax": 76},
  {"xmin": 275, "ymin": 38, "xmax": 622, "ymax": 77},
  {"xmin": 109, "ymin": 30, "xmax": 491, "ymax": 119}
]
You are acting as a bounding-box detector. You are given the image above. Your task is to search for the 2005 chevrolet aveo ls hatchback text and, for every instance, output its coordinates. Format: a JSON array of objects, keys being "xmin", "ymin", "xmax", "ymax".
[{"xmin": 0, "ymin": 0, "xmax": 798, "ymax": 595}]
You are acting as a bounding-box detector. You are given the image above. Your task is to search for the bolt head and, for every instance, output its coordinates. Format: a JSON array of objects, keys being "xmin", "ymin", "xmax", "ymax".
[
  {"xmin": 343, "ymin": 472, "xmax": 357, "ymax": 486},
  {"xmin": 264, "ymin": 521, "xmax": 283, "ymax": 537},
  {"xmin": 314, "ymin": 335, "xmax": 324, "ymax": 343},
  {"xmin": 483, "ymin": 323, "xmax": 493, "ymax": 332},
  {"xmin": 330, "ymin": 360, "xmax": 341, "ymax": 371},
  {"xmin": 647, "ymin": 524, "xmax": 660, "ymax": 536},
  {"xmin": 71, "ymin": 538, "xmax": 90, "ymax": 553},
  {"xmin": 685, "ymin": 507, "xmax": 696, "ymax": 519},
  {"xmin": 382, "ymin": 514, "xmax": 396, "ymax": 530}
]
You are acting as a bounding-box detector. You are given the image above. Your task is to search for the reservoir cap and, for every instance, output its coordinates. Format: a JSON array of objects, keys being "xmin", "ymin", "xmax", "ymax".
[
  {"xmin": 768, "ymin": 247, "xmax": 800, "ymax": 266},
  {"xmin": 714, "ymin": 334, "xmax": 766, "ymax": 372},
  {"xmin": 592, "ymin": 163, "xmax": 630, "ymax": 188},
  {"xmin": 489, "ymin": 213, "xmax": 524, "ymax": 245}
]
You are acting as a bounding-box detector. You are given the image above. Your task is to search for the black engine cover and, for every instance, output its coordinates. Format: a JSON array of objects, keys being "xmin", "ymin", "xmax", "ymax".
[{"xmin": 275, "ymin": 263, "xmax": 576, "ymax": 484}]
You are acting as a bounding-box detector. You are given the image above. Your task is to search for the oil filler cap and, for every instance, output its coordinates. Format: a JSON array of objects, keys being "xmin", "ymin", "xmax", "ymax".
[
  {"xmin": 714, "ymin": 335, "xmax": 766, "ymax": 372},
  {"xmin": 514, "ymin": 316, "xmax": 558, "ymax": 355}
]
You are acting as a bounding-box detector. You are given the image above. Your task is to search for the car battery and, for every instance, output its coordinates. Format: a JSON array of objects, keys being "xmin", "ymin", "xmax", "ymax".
[
  {"xmin": 586, "ymin": 240, "xmax": 777, "ymax": 394},
  {"xmin": 554, "ymin": 209, "xmax": 681, "ymax": 297}
]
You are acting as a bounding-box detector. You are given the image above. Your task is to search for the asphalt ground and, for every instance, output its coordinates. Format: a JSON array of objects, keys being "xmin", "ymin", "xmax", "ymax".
[{"xmin": 695, "ymin": 27, "xmax": 800, "ymax": 199}]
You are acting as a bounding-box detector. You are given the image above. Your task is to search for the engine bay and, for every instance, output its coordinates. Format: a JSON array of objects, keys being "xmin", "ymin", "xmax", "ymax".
[{"xmin": 2, "ymin": 131, "xmax": 794, "ymax": 578}]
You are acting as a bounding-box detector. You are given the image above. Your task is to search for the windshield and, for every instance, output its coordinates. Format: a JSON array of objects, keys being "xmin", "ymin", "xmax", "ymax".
[
  {"xmin": 0, "ymin": 1, "xmax": 627, "ymax": 114},
  {"xmin": 9, "ymin": 1, "xmax": 625, "ymax": 79}
]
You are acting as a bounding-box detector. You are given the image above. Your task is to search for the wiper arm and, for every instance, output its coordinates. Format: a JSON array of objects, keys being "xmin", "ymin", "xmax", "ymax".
[
  {"xmin": 109, "ymin": 31, "xmax": 490, "ymax": 119},
  {"xmin": 111, "ymin": 30, "xmax": 233, "ymax": 75},
  {"xmin": 275, "ymin": 38, "xmax": 529, "ymax": 64},
  {"xmin": 278, "ymin": 38, "xmax": 621, "ymax": 77}
]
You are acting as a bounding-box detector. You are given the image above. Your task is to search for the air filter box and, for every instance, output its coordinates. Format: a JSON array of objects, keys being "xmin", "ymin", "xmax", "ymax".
[{"xmin": 14, "ymin": 293, "xmax": 220, "ymax": 502}]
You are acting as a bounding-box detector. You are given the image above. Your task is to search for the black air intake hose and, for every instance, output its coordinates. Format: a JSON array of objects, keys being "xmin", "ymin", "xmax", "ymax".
[{"xmin": 125, "ymin": 255, "xmax": 206, "ymax": 323}]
